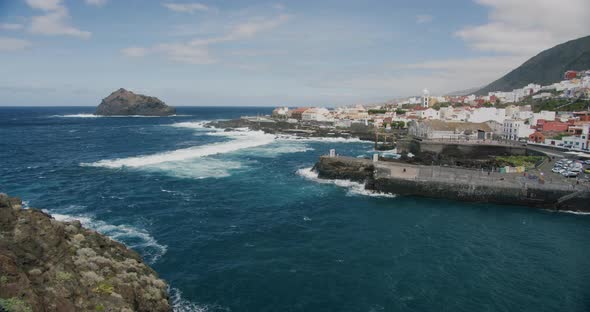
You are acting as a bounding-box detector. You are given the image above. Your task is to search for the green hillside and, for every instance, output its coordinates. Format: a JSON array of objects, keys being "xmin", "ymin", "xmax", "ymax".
[{"xmin": 475, "ymin": 35, "xmax": 590, "ymax": 95}]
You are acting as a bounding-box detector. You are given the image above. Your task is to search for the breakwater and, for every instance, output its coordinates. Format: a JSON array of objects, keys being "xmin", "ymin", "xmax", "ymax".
[{"xmin": 314, "ymin": 156, "xmax": 590, "ymax": 212}]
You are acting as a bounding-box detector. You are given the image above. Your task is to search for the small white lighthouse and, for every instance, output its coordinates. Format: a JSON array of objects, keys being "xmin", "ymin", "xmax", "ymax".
[{"xmin": 422, "ymin": 88, "xmax": 430, "ymax": 108}]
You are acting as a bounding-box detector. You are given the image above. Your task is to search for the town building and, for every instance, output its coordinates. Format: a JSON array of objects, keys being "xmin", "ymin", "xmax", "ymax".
[
  {"xmin": 302, "ymin": 107, "xmax": 332, "ymax": 122},
  {"xmin": 422, "ymin": 89, "xmax": 430, "ymax": 108},
  {"xmin": 417, "ymin": 107, "xmax": 439, "ymax": 120},
  {"xmin": 502, "ymin": 119, "xmax": 534, "ymax": 140},
  {"xmin": 272, "ymin": 107, "xmax": 289, "ymax": 119},
  {"xmin": 289, "ymin": 107, "xmax": 309, "ymax": 120},
  {"xmin": 408, "ymin": 120, "xmax": 493, "ymax": 140}
]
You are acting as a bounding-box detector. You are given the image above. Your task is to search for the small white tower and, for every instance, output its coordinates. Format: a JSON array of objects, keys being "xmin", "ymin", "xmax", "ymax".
[{"xmin": 422, "ymin": 88, "xmax": 430, "ymax": 108}]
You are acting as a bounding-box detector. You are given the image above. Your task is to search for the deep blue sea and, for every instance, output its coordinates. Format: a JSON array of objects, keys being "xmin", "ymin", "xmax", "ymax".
[{"xmin": 1, "ymin": 107, "xmax": 590, "ymax": 312}]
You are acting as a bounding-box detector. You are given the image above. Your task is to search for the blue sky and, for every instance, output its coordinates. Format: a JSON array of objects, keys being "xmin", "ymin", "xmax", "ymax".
[{"xmin": 0, "ymin": 0, "xmax": 588, "ymax": 106}]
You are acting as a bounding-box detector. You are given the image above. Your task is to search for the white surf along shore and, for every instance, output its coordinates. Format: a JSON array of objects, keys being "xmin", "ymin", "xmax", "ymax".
[
  {"xmin": 81, "ymin": 120, "xmax": 369, "ymax": 179},
  {"xmin": 296, "ymin": 167, "xmax": 396, "ymax": 198}
]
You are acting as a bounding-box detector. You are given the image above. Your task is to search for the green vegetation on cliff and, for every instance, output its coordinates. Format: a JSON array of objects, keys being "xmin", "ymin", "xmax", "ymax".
[{"xmin": 476, "ymin": 35, "xmax": 590, "ymax": 95}]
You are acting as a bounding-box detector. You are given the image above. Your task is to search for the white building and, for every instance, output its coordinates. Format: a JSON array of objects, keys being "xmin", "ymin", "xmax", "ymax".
[
  {"xmin": 417, "ymin": 108, "xmax": 440, "ymax": 120},
  {"xmin": 530, "ymin": 110, "xmax": 556, "ymax": 124},
  {"xmin": 467, "ymin": 107, "xmax": 506, "ymax": 123},
  {"xmin": 502, "ymin": 119, "xmax": 534, "ymax": 140},
  {"xmin": 439, "ymin": 106, "xmax": 468, "ymax": 121},
  {"xmin": 272, "ymin": 107, "xmax": 289, "ymax": 118},
  {"xmin": 532, "ymin": 92, "xmax": 553, "ymax": 100},
  {"xmin": 408, "ymin": 120, "xmax": 493, "ymax": 140},
  {"xmin": 422, "ymin": 89, "xmax": 430, "ymax": 108},
  {"xmin": 302, "ymin": 108, "xmax": 332, "ymax": 122},
  {"xmin": 562, "ymin": 124, "xmax": 589, "ymax": 150}
]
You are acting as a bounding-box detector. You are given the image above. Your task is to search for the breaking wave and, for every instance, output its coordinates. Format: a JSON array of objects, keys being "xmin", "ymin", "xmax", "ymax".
[
  {"xmin": 296, "ymin": 167, "xmax": 396, "ymax": 198},
  {"xmin": 49, "ymin": 211, "xmax": 167, "ymax": 264},
  {"xmin": 52, "ymin": 114, "xmax": 100, "ymax": 118},
  {"xmin": 170, "ymin": 121, "xmax": 213, "ymax": 130},
  {"xmin": 52, "ymin": 114, "xmax": 189, "ymax": 118},
  {"xmin": 276, "ymin": 135, "xmax": 371, "ymax": 143},
  {"xmin": 82, "ymin": 130, "xmax": 275, "ymax": 168},
  {"xmin": 169, "ymin": 287, "xmax": 230, "ymax": 312}
]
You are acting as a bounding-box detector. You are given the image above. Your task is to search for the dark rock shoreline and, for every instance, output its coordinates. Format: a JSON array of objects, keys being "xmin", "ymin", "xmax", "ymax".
[
  {"xmin": 0, "ymin": 194, "xmax": 171, "ymax": 312},
  {"xmin": 206, "ymin": 118, "xmax": 378, "ymax": 141},
  {"xmin": 314, "ymin": 156, "xmax": 590, "ymax": 212}
]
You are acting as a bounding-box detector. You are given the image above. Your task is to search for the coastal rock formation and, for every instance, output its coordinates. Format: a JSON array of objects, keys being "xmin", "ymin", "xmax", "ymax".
[
  {"xmin": 95, "ymin": 88, "xmax": 176, "ymax": 116},
  {"xmin": 314, "ymin": 156, "xmax": 590, "ymax": 212},
  {"xmin": 0, "ymin": 194, "xmax": 170, "ymax": 312},
  {"xmin": 313, "ymin": 157, "xmax": 374, "ymax": 182}
]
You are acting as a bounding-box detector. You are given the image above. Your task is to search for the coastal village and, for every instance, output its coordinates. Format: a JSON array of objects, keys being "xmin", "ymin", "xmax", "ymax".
[
  {"xmin": 217, "ymin": 69, "xmax": 590, "ymax": 211},
  {"xmin": 266, "ymin": 69, "xmax": 590, "ymax": 153}
]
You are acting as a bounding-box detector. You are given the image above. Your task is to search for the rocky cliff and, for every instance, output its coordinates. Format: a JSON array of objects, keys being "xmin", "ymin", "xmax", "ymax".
[
  {"xmin": 0, "ymin": 194, "xmax": 171, "ymax": 312},
  {"xmin": 95, "ymin": 89, "xmax": 176, "ymax": 116}
]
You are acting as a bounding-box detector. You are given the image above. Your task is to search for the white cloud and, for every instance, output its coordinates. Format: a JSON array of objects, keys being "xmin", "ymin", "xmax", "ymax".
[
  {"xmin": 25, "ymin": 0, "xmax": 63, "ymax": 11},
  {"xmin": 162, "ymin": 2, "xmax": 209, "ymax": 13},
  {"xmin": 0, "ymin": 23, "xmax": 24, "ymax": 31},
  {"xmin": 123, "ymin": 14, "xmax": 291, "ymax": 65},
  {"xmin": 155, "ymin": 43, "xmax": 215, "ymax": 64},
  {"xmin": 26, "ymin": 0, "xmax": 91, "ymax": 39},
  {"xmin": 30, "ymin": 7, "xmax": 91, "ymax": 39},
  {"xmin": 85, "ymin": 0, "xmax": 108, "ymax": 7},
  {"xmin": 121, "ymin": 47, "xmax": 149, "ymax": 57},
  {"xmin": 310, "ymin": 55, "xmax": 528, "ymax": 97},
  {"xmin": 0, "ymin": 37, "xmax": 32, "ymax": 52},
  {"xmin": 457, "ymin": 0, "xmax": 590, "ymax": 55},
  {"xmin": 272, "ymin": 3, "xmax": 286, "ymax": 10},
  {"xmin": 227, "ymin": 14, "xmax": 290, "ymax": 39},
  {"xmin": 416, "ymin": 14, "xmax": 433, "ymax": 24}
]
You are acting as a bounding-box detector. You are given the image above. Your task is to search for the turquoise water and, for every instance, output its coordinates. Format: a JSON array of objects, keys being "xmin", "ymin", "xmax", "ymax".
[{"xmin": 1, "ymin": 107, "xmax": 590, "ymax": 311}]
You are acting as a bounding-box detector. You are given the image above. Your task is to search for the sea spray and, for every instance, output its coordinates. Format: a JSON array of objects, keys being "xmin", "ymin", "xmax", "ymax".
[{"xmin": 296, "ymin": 167, "xmax": 396, "ymax": 198}]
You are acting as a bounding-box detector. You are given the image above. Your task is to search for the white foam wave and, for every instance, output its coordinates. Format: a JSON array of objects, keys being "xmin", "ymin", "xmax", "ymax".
[
  {"xmin": 52, "ymin": 114, "xmax": 188, "ymax": 118},
  {"xmin": 170, "ymin": 121, "xmax": 212, "ymax": 130},
  {"xmin": 241, "ymin": 141, "xmax": 314, "ymax": 157},
  {"xmin": 52, "ymin": 114, "xmax": 100, "ymax": 118},
  {"xmin": 149, "ymin": 159, "xmax": 244, "ymax": 179},
  {"xmin": 48, "ymin": 211, "xmax": 167, "ymax": 264},
  {"xmin": 169, "ymin": 287, "xmax": 228, "ymax": 312},
  {"xmin": 556, "ymin": 210, "xmax": 590, "ymax": 215},
  {"xmin": 82, "ymin": 130, "xmax": 274, "ymax": 168},
  {"xmin": 296, "ymin": 167, "xmax": 396, "ymax": 198},
  {"xmin": 276, "ymin": 135, "xmax": 371, "ymax": 143}
]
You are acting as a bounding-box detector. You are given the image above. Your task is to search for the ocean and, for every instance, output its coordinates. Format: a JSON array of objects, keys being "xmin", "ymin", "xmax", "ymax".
[{"xmin": 1, "ymin": 106, "xmax": 590, "ymax": 311}]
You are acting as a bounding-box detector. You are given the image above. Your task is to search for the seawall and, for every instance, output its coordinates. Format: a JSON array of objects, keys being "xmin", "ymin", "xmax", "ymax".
[{"xmin": 315, "ymin": 156, "xmax": 590, "ymax": 212}]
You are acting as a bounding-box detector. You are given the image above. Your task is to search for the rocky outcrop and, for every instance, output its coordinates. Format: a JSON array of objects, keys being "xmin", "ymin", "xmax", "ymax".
[
  {"xmin": 0, "ymin": 194, "xmax": 170, "ymax": 312},
  {"xmin": 313, "ymin": 156, "xmax": 374, "ymax": 182},
  {"xmin": 95, "ymin": 88, "xmax": 176, "ymax": 116},
  {"xmin": 314, "ymin": 156, "xmax": 590, "ymax": 212}
]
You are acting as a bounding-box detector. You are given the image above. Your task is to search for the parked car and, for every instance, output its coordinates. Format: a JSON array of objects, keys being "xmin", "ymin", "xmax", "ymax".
[
  {"xmin": 585, "ymin": 160, "xmax": 590, "ymax": 165},
  {"xmin": 563, "ymin": 171, "xmax": 579, "ymax": 177},
  {"xmin": 584, "ymin": 168, "xmax": 590, "ymax": 174},
  {"xmin": 552, "ymin": 167, "xmax": 561, "ymax": 173}
]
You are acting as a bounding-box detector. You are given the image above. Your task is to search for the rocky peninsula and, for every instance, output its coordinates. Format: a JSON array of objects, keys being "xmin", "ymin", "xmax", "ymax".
[
  {"xmin": 314, "ymin": 156, "xmax": 590, "ymax": 212},
  {"xmin": 95, "ymin": 88, "xmax": 176, "ymax": 116},
  {"xmin": 0, "ymin": 194, "xmax": 170, "ymax": 312}
]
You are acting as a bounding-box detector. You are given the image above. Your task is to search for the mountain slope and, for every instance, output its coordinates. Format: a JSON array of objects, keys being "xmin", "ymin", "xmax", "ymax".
[{"xmin": 475, "ymin": 35, "xmax": 590, "ymax": 95}]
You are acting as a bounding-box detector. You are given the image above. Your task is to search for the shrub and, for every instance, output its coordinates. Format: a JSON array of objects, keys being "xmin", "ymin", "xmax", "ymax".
[
  {"xmin": 55, "ymin": 271, "xmax": 73, "ymax": 283},
  {"xmin": 0, "ymin": 297, "xmax": 33, "ymax": 312},
  {"xmin": 93, "ymin": 281, "xmax": 114, "ymax": 295}
]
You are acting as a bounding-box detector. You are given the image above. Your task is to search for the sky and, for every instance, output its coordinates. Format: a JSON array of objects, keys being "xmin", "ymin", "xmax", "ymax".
[{"xmin": 0, "ymin": 0, "xmax": 589, "ymax": 106}]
